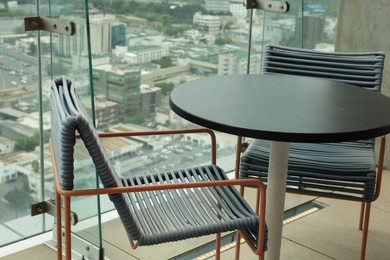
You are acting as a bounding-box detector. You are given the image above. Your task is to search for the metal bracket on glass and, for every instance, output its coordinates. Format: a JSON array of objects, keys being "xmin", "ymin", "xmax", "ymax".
[
  {"xmin": 244, "ymin": 0, "xmax": 289, "ymax": 12},
  {"xmin": 24, "ymin": 16, "xmax": 76, "ymax": 35},
  {"xmin": 47, "ymin": 224, "xmax": 105, "ymax": 260},
  {"xmin": 31, "ymin": 199, "xmax": 78, "ymax": 225}
]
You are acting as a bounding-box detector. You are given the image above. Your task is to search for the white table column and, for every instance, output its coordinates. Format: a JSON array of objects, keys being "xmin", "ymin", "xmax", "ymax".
[{"xmin": 265, "ymin": 141, "xmax": 290, "ymax": 260}]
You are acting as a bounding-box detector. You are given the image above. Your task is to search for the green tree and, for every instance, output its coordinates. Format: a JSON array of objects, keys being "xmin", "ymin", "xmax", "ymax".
[
  {"xmin": 13, "ymin": 25, "xmax": 26, "ymax": 34},
  {"xmin": 156, "ymin": 82, "xmax": 175, "ymax": 95},
  {"xmin": 32, "ymin": 160, "xmax": 39, "ymax": 175},
  {"xmin": 152, "ymin": 56, "xmax": 174, "ymax": 68},
  {"xmin": 15, "ymin": 135, "xmax": 39, "ymax": 152},
  {"xmin": 5, "ymin": 188, "xmax": 33, "ymax": 208},
  {"xmin": 0, "ymin": 0, "xmax": 8, "ymax": 10},
  {"xmin": 28, "ymin": 42, "xmax": 37, "ymax": 56},
  {"xmin": 215, "ymin": 37, "xmax": 225, "ymax": 45},
  {"xmin": 46, "ymin": 63, "xmax": 69, "ymax": 77},
  {"xmin": 4, "ymin": 174, "xmax": 32, "ymax": 209},
  {"xmin": 215, "ymin": 36, "xmax": 233, "ymax": 45},
  {"xmin": 124, "ymin": 114, "xmax": 145, "ymax": 124}
]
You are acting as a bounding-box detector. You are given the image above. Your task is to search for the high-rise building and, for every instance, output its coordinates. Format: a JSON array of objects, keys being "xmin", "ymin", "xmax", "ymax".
[
  {"xmin": 93, "ymin": 66, "xmax": 141, "ymax": 121},
  {"xmin": 111, "ymin": 23, "xmax": 126, "ymax": 49},
  {"xmin": 193, "ymin": 12, "xmax": 221, "ymax": 34},
  {"xmin": 140, "ymin": 84, "xmax": 162, "ymax": 115},
  {"xmin": 218, "ymin": 53, "xmax": 261, "ymax": 75},
  {"xmin": 82, "ymin": 95, "xmax": 119, "ymax": 129},
  {"xmin": 205, "ymin": 0, "xmax": 230, "ymax": 13},
  {"xmin": 57, "ymin": 15, "xmax": 117, "ymax": 57}
]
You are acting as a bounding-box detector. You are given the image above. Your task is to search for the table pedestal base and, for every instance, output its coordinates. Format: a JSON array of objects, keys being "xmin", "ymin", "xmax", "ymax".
[{"xmin": 265, "ymin": 141, "xmax": 290, "ymax": 260}]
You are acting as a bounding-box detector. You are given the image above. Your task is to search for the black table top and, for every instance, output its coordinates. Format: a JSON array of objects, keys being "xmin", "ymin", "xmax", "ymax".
[{"xmin": 169, "ymin": 74, "xmax": 390, "ymax": 143}]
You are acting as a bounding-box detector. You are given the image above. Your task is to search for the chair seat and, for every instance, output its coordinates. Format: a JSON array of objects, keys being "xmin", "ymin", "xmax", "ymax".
[
  {"xmin": 114, "ymin": 164, "xmax": 267, "ymax": 249},
  {"xmin": 240, "ymin": 139, "xmax": 376, "ymax": 201}
]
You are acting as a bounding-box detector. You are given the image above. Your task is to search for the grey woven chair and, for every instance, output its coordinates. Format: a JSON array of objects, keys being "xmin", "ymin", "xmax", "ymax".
[
  {"xmin": 50, "ymin": 76, "xmax": 268, "ymax": 260},
  {"xmin": 236, "ymin": 44, "xmax": 386, "ymax": 260}
]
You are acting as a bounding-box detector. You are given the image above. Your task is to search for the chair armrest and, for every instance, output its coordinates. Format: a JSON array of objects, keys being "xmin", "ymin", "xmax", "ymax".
[{"xmin": 56, "ymin": 177, "xmax": 265, "ymax": 198}]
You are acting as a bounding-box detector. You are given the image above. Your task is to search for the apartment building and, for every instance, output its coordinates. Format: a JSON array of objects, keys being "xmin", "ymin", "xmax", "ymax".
[{"xmin": 193, "ymin": 12, "xmax": 221, "ymax": 35}]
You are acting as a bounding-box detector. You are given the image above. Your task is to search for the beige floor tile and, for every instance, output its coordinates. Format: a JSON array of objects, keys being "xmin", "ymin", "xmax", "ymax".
[{"xmin": 1, "ymin": 244, "xmax": 57, "ymax": 260}]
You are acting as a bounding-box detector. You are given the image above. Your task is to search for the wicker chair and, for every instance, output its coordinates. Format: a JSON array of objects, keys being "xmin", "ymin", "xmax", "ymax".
[
  {"xmin": 50, "ymin": 76, "xmax": 268, "ymax": 260},
  {"xmin": 236, "ymin": 44, "xmax": 386, "ymax": 260}
]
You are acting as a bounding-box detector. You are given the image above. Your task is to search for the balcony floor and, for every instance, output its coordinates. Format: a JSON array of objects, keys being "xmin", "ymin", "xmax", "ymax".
[{"xmin": 3, "ymin": 171, "xmax": 390, "ymax": 260}]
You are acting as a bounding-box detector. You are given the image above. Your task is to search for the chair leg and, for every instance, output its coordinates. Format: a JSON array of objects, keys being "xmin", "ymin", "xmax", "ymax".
[
  {"xmin": 359, "ymin": 202, "xmax": 365, "ymax": 230},
  {"xmin": 235, "ymin": 231, "xmax": 241, "ymax": 260},
  {"xmin": 64, "ymin": 196, "xmax": 72, "ymax": 260},
  {"xmin": 234, "ymin": 186, "xmax": 246, "ymax": 259},
  {"xmin": 259, "ymin": 251, "xmax": 264, "ymax": 260},
  {"xmin": 360, "ymin": 202, "xmax": 371, "ymax": 260},
  {"xmin": 216, "ymin": 233, "xmax": 221, "ymax": 260},
  {"xmin": 55, "ymin": 191, "xmax": 62, "ymax": 260}
]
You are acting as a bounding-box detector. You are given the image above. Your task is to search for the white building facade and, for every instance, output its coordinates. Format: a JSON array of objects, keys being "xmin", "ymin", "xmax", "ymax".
[{"xmin": 193, "ymin": 12, "xmax": 221, "ymax": 35}]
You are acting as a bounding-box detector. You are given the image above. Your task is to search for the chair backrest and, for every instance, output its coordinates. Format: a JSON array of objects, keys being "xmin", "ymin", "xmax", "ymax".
[
  {"xmin": 50, "ymin": 76, "xmax": 142, "ymax": 241},
  {"xmin": 262, "ymin": 44, "xmax": 385, "ymax": 92}
]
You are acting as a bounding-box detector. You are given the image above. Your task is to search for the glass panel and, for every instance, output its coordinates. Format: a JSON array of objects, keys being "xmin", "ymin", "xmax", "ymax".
[
  {"xmin": 261, "ymin": 0, "xmax": 340, "ymax": 51},
  {"xmin": 39, "ymin": 0, "xmax": 103, "ymax": 251},
  {"xmin": 83, "ymin": 0, "xmax": 255, "ymax": 256},
  {"xmin": 263, "ymin": 0, "xmax": 304, "ymax": 48},
  {"xmin": 0, "ymin": 2, "xmax": 52, "ymax": 247},
  {"xmin": 88, "ymin": 0, "xmax": 248, "ymax": 180},
  {"xmin": 0, "ymin": 0, "xmax": 342, "ymax": 256},
  {"xmin": 244, "ymin": 0, "xmax": 305, "ymax": 77},
  {"xmin": 0, "ymin": 0, "xmax": 103, "ymax": 250}
]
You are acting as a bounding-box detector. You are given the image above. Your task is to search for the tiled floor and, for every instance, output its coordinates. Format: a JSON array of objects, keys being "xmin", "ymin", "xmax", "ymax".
[{"xmin": 3, "ymin": 172, "xmax": 390, "ymax": 259}]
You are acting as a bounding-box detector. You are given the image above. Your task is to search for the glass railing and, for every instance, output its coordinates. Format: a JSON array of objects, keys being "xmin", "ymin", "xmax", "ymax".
[{"xmin": 0, "ymin": 0, "xmax": 340, "ymax": 255}]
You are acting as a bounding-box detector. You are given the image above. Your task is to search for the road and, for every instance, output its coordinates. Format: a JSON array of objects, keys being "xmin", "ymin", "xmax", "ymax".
[{"xmin": 0, "ymin": 51, "xmax": 39, "ymax": 90}]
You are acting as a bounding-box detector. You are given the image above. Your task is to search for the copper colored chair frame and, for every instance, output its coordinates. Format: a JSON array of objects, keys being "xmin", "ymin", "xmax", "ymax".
[{"xmin": 50, "ymin": 77, "xmax": 268, "ymax": 260}]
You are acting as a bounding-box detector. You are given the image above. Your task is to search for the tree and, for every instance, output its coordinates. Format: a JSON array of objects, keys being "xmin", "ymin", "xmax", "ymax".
[
  {"xmin": 152, "ymin": 56, "xmax": 174, "ymax": 68},
  {"xmin": 46, "ymin": 63, "xmax": 69, "ymax": 76},
  {"xmin": 215, "ymin": 38, "xmax": 225, "ymax": 45},
  {"xmin": 215, "ymin": 36, "xmax": 233, "ymax": 46},
  {"xmin": 5, "ymin": 188, "xmax": 33, "ymax": 208},
  {"xmin": 4, "ymin": 174, "xmax": 33, "ymax": 210},
  {"xmin": 0, "ymin": 0, "xmax": 8, "ymax": 11},
  {"xmin": 13, "ymin": 25, "xmax": 26, "ymax": 34},
  {"xmin": 15, "ymin": 135, "xmax": 40, "ymax": 152},
  {"xmin": 28, "ymin": 42, "xmax": 37, "ymax": 56},
  {"xmin": 32, "ymin": 160, "xmax": 39, "ymax": 175},
  {"xmin": 124, "ymin": 114, "xmax": 144, "ymax": 124},
  {"xmin": 155, "ymin": 82, "xmax": 175, "ymax": 95}
]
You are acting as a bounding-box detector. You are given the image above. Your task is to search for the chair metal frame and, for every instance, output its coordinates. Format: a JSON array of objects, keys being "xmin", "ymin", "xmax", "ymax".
[
  {"xmin": 235, "ymin": 44, "xmax": 386, "ymax": 260},
  {"xmin": 50, "ymin": 76, "xmax": 268, "ymax": 260}
]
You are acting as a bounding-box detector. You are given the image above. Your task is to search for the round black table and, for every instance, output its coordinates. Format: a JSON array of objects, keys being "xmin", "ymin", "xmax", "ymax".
[{"xmin": 169, "ymin": 74, "xmax": 390, "ymax": 259}]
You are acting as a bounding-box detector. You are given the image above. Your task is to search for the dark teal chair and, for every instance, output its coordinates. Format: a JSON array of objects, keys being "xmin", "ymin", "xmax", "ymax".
[{"xmin": 237, "ymin": 44, "xmax": 386, "ymax": 260}]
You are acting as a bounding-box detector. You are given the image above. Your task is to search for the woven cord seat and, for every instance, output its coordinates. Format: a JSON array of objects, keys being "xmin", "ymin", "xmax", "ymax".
[
  {"xmin": 50, "ymin": 76, "xmax": 268, "ymax": 260},
  {"xmin": 236, "ymin": 44, "xmax": 386, "ymax": 260},
  {"xmin": 240, "ymin": 139, "xmax": 377, "ymax": 201}
]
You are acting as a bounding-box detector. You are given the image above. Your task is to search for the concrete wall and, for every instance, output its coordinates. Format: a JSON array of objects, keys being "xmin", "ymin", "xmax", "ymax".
[{"xmin": 336, "ymin": 0, "xmax": 390, "ymax": 168}]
